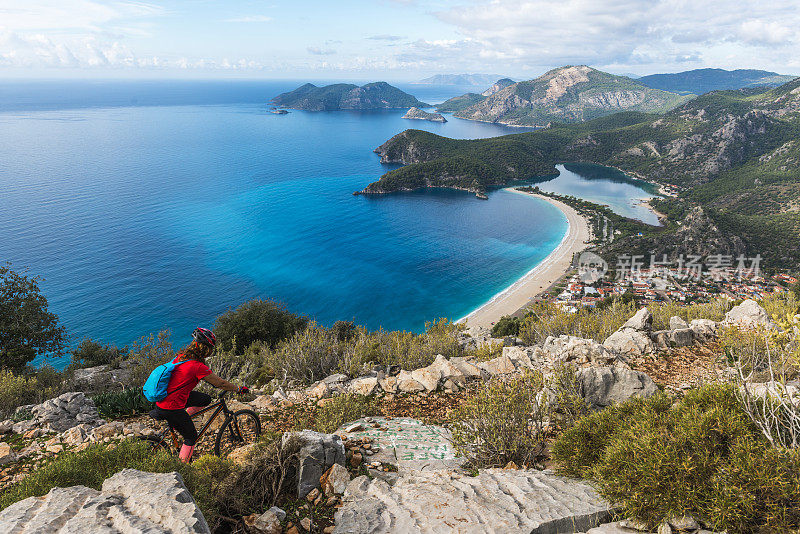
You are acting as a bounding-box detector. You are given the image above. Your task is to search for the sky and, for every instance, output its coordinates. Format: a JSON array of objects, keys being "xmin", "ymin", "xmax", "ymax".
[{"xmin": 1, "ymin": 0, "xmax": 799, "ymax": 80}]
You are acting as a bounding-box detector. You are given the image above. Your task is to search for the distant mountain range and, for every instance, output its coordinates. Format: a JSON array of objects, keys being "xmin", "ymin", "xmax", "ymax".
[
  {"xmin": 271, "ymin": 82, "xmax": 427, "ymax": 111},
  {"xmin": 413, "ymin": 74, "xmax": 509, "ymax": 86},
  {"xmin": 437, "ymin": 66, "xmax": 693, "ymax": 127},
  {"xmin": 637, "ymin": 68, "xmax": 797, "ymax": 94}
]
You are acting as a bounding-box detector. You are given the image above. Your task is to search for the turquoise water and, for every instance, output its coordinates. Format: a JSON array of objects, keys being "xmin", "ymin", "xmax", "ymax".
[
  {"xmin": 0, "ymin": 81, "xmax": 655, "ymax": 368},
  {"xmin": 536, "ymin": 163, "xmax": 659, "ymax": 225}
]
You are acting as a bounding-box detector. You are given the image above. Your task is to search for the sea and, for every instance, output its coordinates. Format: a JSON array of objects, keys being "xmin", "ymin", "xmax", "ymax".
[{"xmin": 0, "ymin": 80, "xmax": 655, "ymax": 368}]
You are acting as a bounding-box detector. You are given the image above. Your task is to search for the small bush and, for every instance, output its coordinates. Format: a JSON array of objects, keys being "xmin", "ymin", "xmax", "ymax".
[
  {"xmin": 214, "ymin": 299, "xmax": 308, "ymax": 354},
  {"xmin": 519, "ymin": 300, "xmax": 636, "ymax": 344},
  {"xmin": 0, "ymin": 367, "xmax": 70, "ymax": 418},
  {"xmin": 449, "ymin": 371, "xmax": 549, "ymax": 468},
  {"xmin": 313, "ymin": 394, "xmax": 379, "ymax": 434},
  {"xmin": 266, "ymin": 323, "xmax": 342, "ymax": 384},
  {"xmin": 70, "ymin": 338, "xmax": 128, "ymax": 369},
  {"xmin": 0, "ymin": 440, "xmax": 223, "ymax": 525},
  {"xmin": 552, "ymin": 385, "xmax": 800, "ymax": 533},
  {"xmin": 92, "ymin": 388, "xmax": 153, "ymax": 418},
  {"xmin": 649, "ymin": 298, "xmax": 733, "ymax": 330},
  {"xmin": 491, "ymin": 315, "xmax": 521, "ymax": 337},
  {"xmin": 125, "ymin": 330, "xmax": 175, "ymax": 387}
]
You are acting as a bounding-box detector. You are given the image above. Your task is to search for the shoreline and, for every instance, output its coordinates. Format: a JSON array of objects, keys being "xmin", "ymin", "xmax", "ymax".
[{"xmin": 458, "ymin": 189, "xmax": 592, "ymax": 333}]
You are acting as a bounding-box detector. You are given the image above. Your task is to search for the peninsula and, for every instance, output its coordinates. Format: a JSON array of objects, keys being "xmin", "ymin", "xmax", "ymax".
[
  {"xmin": 402, "ymin": 107, "xmax": 446, "ymax": 123},
  {"xmin": 271, "ymin": 82, "xmax": 428, "ymax": 111}
]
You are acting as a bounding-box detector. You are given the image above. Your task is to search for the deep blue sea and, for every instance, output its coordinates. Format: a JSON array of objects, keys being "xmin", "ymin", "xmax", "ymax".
[{"xmin": 0, "ymin": 80, "xmax": 654, "ymax": 367}]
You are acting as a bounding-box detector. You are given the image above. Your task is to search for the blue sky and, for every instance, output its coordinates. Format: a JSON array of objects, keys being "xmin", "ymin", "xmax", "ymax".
[{"xmin": 1, "ymin": 0, "xmax": 799, "ymax": 79}]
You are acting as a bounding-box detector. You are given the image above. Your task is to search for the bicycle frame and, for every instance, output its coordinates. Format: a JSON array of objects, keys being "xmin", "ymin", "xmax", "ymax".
[{"xmin": 162, "ymin": 396, "xmax": 232, "ymax": 450}]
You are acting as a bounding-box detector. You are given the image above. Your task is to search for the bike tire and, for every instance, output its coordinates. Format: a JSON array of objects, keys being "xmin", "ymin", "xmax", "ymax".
[
  {"xmin": 214, "ymin": 409, "xmax": 261, "ymax": 457},
  {"xmin": 137, "ymin": 434, "xmax": 172, "ymax": 455}
]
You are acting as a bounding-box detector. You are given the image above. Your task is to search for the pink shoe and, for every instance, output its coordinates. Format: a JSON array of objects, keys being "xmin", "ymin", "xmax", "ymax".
[{"xmin": 179, "ymin": 444, "xmax": 195, "ymax": 463}]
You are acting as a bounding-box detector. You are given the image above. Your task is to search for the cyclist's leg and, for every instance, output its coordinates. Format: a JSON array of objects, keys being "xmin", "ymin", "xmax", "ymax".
[
  {"xmin": 185, "ymin": 391, "xmax": 212, "ymax": 416},
  {"xmin": 158, "ymin": 408, "xmax": 199, "ymax": 462}
]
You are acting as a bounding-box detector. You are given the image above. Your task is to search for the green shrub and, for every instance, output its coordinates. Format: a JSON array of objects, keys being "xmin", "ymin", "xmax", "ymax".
[
  {"xmin": 266, "ymin": 322, "xmax": 342, "ymax": 384},
  {"xmin": 312, "ymin": 394, "xmax": 379, "ymax": 434},
  {"xmin": 214, "ymin": 299, "xmax": 309, "ymax": 354},
  {"xmin": 649, "ymin": 298, "xmax": 733, "ymax": 330},
  {"xmin": 92, "ymin": 388, "xmax": 153, "ymax": 418},
  {"xmin": 125, "ymin": 330, "xmax": 175, "ymax": 387},
  {"xmin": 491, "ymin": 315, "xmax": 521, "ymax": 337},
  {"xmin": 449, "ymin": 371, "xmax": 549, "ymax": 468},
  {"xmin": 552, "ymin": 385, "xmax": 800, "ymax": 532},
  {"xmin": 519, "ymin": 300, "xmax": 636, "ymax": 344},
  {"xmin": 70, "ymin": 338, "xmax": 128, "ymax": 369},
  {"xmin": 0, "ymin": 367, "xmax": 70, "ymax": 418},
  {"xmin": 0, "ymin": 440, "xmax": 224, "ymax": 525}
]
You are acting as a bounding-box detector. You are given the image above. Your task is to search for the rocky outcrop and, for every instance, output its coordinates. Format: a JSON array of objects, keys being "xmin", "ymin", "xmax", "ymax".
[
  {"xmin": 402, "ymin": 107, "xmax": 446, "ymax": 122},
  {"xmin": 0, "ymin": 469, "xmax": 210, "ymax": 533},
  {"xmin": 604, "ymin": 308, "xmax": 656, "ymax": 357},
  {"xmin": 71, "ymin": 361, "xmax": 135, "ymax": 391},
  {"xmin": 724, "ymin": 298, "xmax": 775, "ymax": 329},
  {"xmin": 29, "ymin": 392, "xmax": 101, "ymax": 433},
  {"xmin": 577, "ymin": 367, "xmax": 659, "ymax": 409},
  {"xmin": 283, "ymin": 430, "xmax": 346, "ymax": 498},
  {"xmin": 334, "ymin": 468, "xmax": 614, "ymax": 533},
  {"xmin": 481, "ymin": 78, "xmax": 515, "ymax": 96}
]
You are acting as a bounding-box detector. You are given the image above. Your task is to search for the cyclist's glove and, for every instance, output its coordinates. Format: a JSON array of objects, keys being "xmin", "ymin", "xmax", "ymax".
[{"xmin": 237, "ymin": 386, "xmax": 250, "ymax": 395}]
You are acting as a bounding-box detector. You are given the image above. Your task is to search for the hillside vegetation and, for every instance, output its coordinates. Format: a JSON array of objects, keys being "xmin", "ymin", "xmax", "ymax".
[
  {"xmin": 361, "ymin": 77, "xmax": 800, "ymax": 268},
  {"xmin": 637, "ymin": 68, "xmax": 797, "ymax": 94}
]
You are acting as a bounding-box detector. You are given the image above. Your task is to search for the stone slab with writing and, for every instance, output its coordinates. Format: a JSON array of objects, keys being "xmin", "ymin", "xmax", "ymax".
[{"xmin": 336, "ymin": 417, "xmax": 463, "ymax": 472}]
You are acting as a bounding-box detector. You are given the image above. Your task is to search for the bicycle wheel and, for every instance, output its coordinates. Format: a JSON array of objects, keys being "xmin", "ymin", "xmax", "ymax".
[
  {"xmin": 214, "ymin": 409, "xmax": 261, "ymax": 457},
  {"xmin": 137, "ymin": 434, "xmax": 172, "ymax": 455}
]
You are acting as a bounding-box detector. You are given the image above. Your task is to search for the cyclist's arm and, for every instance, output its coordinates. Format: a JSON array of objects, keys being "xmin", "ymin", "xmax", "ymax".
[{"xmin": 202, "ymin": 373, "xmax": 237, "ymax": 391}]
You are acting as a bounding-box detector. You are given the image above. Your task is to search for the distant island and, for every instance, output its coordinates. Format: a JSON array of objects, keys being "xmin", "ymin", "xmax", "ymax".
[
  {"xmin": 438, "ymin": 66, "xmax": 693, "ymax": 127},
  {"xmin": 271, "ymin": 82, "xmax": 428, "ymax": 111},
  {"xmin": 413, "ymin": 74, "xmax": 507, "ymax": 86},
  {"xmin": 637, "ymin": 68, "xmax": 797, "ymax": 94},
  {"xmin": 402, "ymin": 107, "xmax": 446, "ymax": 123}
]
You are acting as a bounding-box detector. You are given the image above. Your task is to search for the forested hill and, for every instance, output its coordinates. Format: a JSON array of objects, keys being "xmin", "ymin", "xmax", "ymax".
[
  {"xmin": 360, "ymin": 77, "xmax": 800, "ymax": 268},
  {"xmin": 271, "ymin": 82, "xmax": 427, "ymax": 111},
  {"xmin": 637, "ymin": 68, "xmax": 797, "ymax": 95}
]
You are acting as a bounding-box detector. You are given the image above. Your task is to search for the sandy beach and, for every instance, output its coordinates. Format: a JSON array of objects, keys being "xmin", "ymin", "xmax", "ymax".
[{"xmin": 459, "ymin": 189, "xmax": 592, "ymax": 333}]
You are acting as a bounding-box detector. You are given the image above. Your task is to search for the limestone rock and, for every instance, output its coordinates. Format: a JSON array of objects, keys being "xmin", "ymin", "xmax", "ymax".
[
  {"xmin": 378, "ymin": 375, "xmax": 399, "ymax": 393},
  {"xmin": 411, "ymin": 365, "xmax": 441, "ymax": 391},
  {"xmin": 577, "ymin": 367, "xmax": 658, "ymax": 409},
  {"xmin": 651, "ymin": 328, "xmax": 694, "ymax": 349},
  {"xmin": 689, "ymin": 319, "xmax": 717, "ymax": 340},
  {"xmin": 396, "ymin": 370, "xmax": 425, "ymax": 393},
  {"xmin": 30, "ymin": 392, "xmax": 101, "ymax": 433},
  {"xmin": 334, "ymin": 468, "xmax": 614, "ymax": 533},
  {"xmin": 622, "ymin": 307, "xmax": 653, "ymax": 332},
  {"xmin": 669, "ymin": 316, "xmax": 689, "ymax": 330},
  {"xmin": 604, "ymin": 329, "xmax": 655, "ymax": 357},
  {"xmin": 0, "ymin": 442, "xmax": 15, "ymax": 465},
  {"xmin": 502, "ymin": 346, "xmax": 535, "ymax": 369},
  {"xmin": 283, "ymin": 430, "xmax": 346, "ymax": 498},
  {"xmin": 349, "ymin": 377, "xmax": 379, "ymax": 396},
  {"xmin": 449, "ymin": 357, "xmax": 482, "ymax": 378},
  {"xmin": 307, "ymin": 381, "xmax": 332, "ymax": 399},
  {"xmin": 250, "ymin": 395, "xmax": 276, "ymax": 412},
  {"xmin": 320, "ymin": 463, "xmax": 351, "ymax": 495},
  {"xmin": 0, "ymin": 469, "xmax": 210, "ymax": 533},
  {"xmin": 724, "ymin": 299, "xmax": 774, "ymax": 329},
  {"xmin": 477, "ymin": 354, "xmax": 516, "ymax": 375},
  {"xmin": 71, "ymin": 361, "xmax": 134, "ymax": 391},
  {"xmin": 0, "ymin": 419, "xmax": 14, "ymax": 434},
  {"xmin": 543, "ymin": 335, "xmax": 622, "ymax": 366},
  {"xmin": 245, "ymin": 510, "xmax": 281, "ymax": 534}
]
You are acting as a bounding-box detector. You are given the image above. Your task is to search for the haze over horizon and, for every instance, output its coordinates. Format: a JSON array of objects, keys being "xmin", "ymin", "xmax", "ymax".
[{"xmin": 1, "ymin": 0, "xmax": 799, "ymax": 80}]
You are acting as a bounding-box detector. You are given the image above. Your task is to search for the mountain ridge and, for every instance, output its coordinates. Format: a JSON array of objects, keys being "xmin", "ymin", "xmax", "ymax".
[
  {"xmin": 637, "ymin": 68, "xmax": 797, "ymax": 95},
  {"xmin": 271, "ymin": 82, "xmax": 428, "ymax": 111}
]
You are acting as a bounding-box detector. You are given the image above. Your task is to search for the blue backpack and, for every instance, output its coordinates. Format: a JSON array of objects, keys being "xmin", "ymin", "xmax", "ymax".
[{"xmin": 143, "ymin": 358, "xmax": 190, "ymax": 402}]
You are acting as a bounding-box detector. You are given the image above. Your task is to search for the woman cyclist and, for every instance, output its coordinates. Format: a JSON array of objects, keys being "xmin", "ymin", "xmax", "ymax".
[{"xmin": 151, "ymin": 327, "xmax": 248, "ymax": 463}]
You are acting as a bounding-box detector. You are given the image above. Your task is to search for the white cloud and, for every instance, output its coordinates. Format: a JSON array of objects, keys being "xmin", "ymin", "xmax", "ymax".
[{"xmin": 403, "ymin": 0, "xmax": 800, "ymax": 75}]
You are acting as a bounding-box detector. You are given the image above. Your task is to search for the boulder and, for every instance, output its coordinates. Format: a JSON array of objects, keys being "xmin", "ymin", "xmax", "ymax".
[
  {"xmin": 307, "ymin": 381, "xmax": 332, "ymax": 399},
  {"xmin": 283, "ymin": 430, "xmax": 346, "ymax": 498},
  {"xmin": 669, "ymin": 316, "xmax": 689, "ymax": 330},
  {"xmin": 689, "ymin": 319, "xmax": 718, "ymax": 340},
  {"xmin": 0, "ymin": 442, "xmax": 15, "ymax": 465},
  {"xmin": 622, "ymin": 307, "xmax": 653, "ymax": 332},
  {"xmin": 378, "ymin": 375, "xmax": 399, "ymax": 393},
  {"xmin": 250, "ymin": 395, "xmax": 276, "ymax": 412},
  {"xmin": 349, "ymin": 377, "xmax": 379, "ymax": 396},
  {"xmin": 334, "ymin": 468, "xmax": 614, "ymax": 533},
  {"xmin": 245, "ymin": 510, "xmax": 281, "ymax": 534},
  {"xmin": 0, "ymin": 419, "xmax": 13, "ymax": 434},
  {"xmin": 577, "ymin": 367, "xmax": 658, "ymax": 409},
  {"xmin": 71, "ymin": 361, "xmax": 134, "ymax": 391},
  {"xmin": 320, "ymin": 463, "xmax": 351, "ymax": 495},
  {"xmin": 651, "ymin": 328, "xmax": 695, "ymax": 349},
  {"xmin": 477, "ymin": 354, "xmax": 516, "ymax": 375},
  {"xmin": 603, "ymin": 329, "xmax": 655, "ymax": 357},
  {"xmin": 411, "ymin": 364, "xmax": 441, "ymax": 391},
  {"xmin": 724, "ymin": 299, "xmax": 775, "ymax": 329},
  {"xmin": 396, "ymin": 370, "xmax": 425, "ymax": 393},
  {"xmin": 502, "ymin": 346, "xmax": 535, "ymax": 369},
  {"xmin": 0, "ymin": 469, "xmax": 210, "ymax": 533},
  {"xmin": 449, "ymin": 357, "xmax": 482, "ymax": 378}
]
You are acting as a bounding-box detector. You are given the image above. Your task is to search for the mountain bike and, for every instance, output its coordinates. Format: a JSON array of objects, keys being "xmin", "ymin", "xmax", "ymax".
[{"xmin": 139, "ymin": 391, "xmax": 261, "ymax": 457}]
